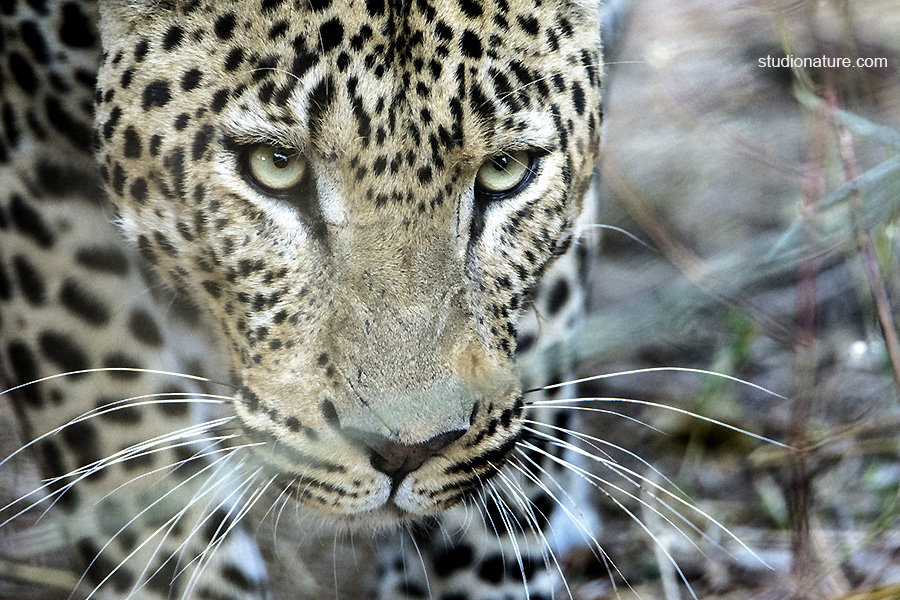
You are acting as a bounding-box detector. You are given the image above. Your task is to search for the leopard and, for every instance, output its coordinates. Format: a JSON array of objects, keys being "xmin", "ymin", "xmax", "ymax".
[{"xmin": 0, "ymin": 0, "xmax": 606, "ymax": 598}]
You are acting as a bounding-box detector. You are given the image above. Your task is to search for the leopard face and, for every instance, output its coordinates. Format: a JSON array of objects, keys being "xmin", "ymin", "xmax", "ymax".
[{"xmin": 93, "ymin": 0, "xmax": 602, "ymax": 525}]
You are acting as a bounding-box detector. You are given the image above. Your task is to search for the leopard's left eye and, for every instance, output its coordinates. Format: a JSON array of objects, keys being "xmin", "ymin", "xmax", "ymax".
[
  {"xmin": 245, "ymin": 144, "xmax": 307, "ymax": 193},
  {"xmin": 475, "ymin": 150, "xmax": 535, "ymax": 197}
]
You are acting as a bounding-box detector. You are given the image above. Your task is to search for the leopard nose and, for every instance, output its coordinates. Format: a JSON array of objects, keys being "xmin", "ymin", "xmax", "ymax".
[{"xmin": 344, "ymin": 428, "xmax": 467, "ymax": 481}]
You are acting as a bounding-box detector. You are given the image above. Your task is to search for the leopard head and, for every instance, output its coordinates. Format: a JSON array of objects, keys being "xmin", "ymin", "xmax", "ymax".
[{"xmin": 94, "ymin": 0, "xmax": 602, "ymax": 525}]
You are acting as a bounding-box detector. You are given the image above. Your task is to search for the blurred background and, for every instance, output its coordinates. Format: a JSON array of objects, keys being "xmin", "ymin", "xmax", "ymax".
[{"xmin": 555, "ymin": 0, "xmax": 900, "ymax": 597}]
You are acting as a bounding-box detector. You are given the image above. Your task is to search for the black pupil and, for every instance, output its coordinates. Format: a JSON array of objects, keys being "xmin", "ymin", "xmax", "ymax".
[
  {"xmin": 492, "ymin": 155, "xmax": 510, "ymax": 171},
  {"xmin": 273, "ymin": 152, "xmax": 290, "ymax": 168}
]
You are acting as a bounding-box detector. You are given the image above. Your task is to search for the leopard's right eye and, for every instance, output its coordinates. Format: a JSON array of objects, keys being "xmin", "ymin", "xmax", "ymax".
[{"xmin": 244, "ymin": 144, "xmax": 307, "ymax": 193}]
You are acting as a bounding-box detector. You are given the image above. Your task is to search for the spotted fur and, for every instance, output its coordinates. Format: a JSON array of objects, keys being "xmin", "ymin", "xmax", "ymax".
[{"xmin": 0, "ymin": 0, "xmax": 602, "ymax": 598}]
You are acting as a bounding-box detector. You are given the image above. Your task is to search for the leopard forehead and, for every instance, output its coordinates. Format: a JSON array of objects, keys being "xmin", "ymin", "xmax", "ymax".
[
  {"xmin": 96, "ymin": 0, "xmax": 602, "ymax": 183},
  {"xmin": 91, "ymin": 0, "xmax": 603, "ymax": 519}
]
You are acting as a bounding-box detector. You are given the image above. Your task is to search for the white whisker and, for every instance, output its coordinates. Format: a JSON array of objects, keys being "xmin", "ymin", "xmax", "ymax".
[
  {"xmin": 0, "ymin": 392, "xmax": 234, "ymax": 471},
  {"xmin": 0, "ymin": 368, "xmax": 237, "ymax": 397},
  {"xmin": 526, "ymin": 366, "xmax": 786, "ymax": 400},
  {"xmin": 530, "ymin": 396, "xmax": 789, "ymax": 448},
  {"xmin": 81, "ymin": 448, "xmax": 251, "ymax": 600},
  {"xmin": 519, "ymin": 439, "xmax": 714, "ymax": 600},
  {"xmin": 0, "ymin": 417, "xmax": 237, "ymax": 528}
]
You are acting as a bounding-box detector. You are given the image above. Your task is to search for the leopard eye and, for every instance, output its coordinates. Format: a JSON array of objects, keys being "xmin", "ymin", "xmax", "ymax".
[
  {"xmin": 246, "ymin": 144, "xmax": 307, "ymax": 193},
  {"xmin": 474, "ymin": 150, "xmax": 534, "ymax": 196}
]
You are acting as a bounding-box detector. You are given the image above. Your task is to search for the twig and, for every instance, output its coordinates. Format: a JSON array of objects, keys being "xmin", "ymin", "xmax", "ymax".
[{"xmin": 824, "ymin": 87, "xmax": 900, "ymax": 399}]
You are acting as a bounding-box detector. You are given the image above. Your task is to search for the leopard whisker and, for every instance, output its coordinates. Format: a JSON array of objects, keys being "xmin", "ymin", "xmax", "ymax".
[
  {"xmin": 522, "ymin": 426, "xmax": 726, "ymax": 556},
  {"xmin": 120, "ymin": 453, "xmax": 247, "ymax": 599},
  {"xmin": 126, "ymin": 457, "xmax": 258, "ymax": 600},
  {"xmin": 80, "ymin": 448, "xmax": 248, "ymax": 600},
  {"xmin": 492, "ymin": 464, "xmax": 560, "ymax": 583},
  {"xmin": 0, "ymin": 368, "xmax": 239, "ymax": 396},
  {"xmin": 405, "ymin": 523, "xmax": 433, "ymax": 600},
  {"xmin": 268, "ymin": 477, "xmax": 300, "ymax": 548},
  {"xmin": 529, "ymin": 396, "xmax": 789, "ymax": 448},
  {"xmin": 98, "ymin": 435, "xmax": 250, "ymax": 504},
  {"xmin": 179, "ymin": 467, "xmax": 270, "ymax": 599},
  {"xmin": 520, "ymin": 439, "xmax": 717, "ymax": 600},
  {"xmin": 521, "ymin": 419, "xmax": 687, "ymax": 499},
  {"xmin": 484, "ymin": 480, "xmax": 533, "ymax": 588},
  {"xmin": 490, "ymin": 465, "xmax": 571, "ymax": 587},
  {"xmin": 586, "ymin": 223, "xmax": 657, "ymax": 251},
  {"xmin": 524, "ymin": 366, "xmax": 786, "ymax": 400},
  {"xmin": 511, "ymin": 448, "xmax": 643, "ymax": 600},
  {"xmin": 0, "ymin": 392, "xmax": 235, "ymax": 471},
  {"xmin": 505, "ymin": 455, "xmax": 614, "ymax": 599},
  {"xmin": 526, "ymin": 404, "xmax": 666, "ymax": 435},
  {"xmin": 0, "ymin": 417, "xmax": 238, "ymax": 527}
]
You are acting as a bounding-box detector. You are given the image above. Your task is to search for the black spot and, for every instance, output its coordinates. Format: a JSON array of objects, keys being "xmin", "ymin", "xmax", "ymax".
[
  {"xmin": 102, "ymin": 106, "xmax": 121, "ymax": 140},
  {"xmin": 545, "ymin": 278, "xmax": 570, "ymax": 316},
  {"xmin": 129, "ymin": 177, "xmax": 148, "ymax": 203},
  {"xmin": 321, "ymin": 399, "xmax": 339, "ymax": 426},
  {"xmin": 571, "ymin": 81, "xmax": 585, "ymax": 115},
  {"xmin": 403, "ymin": 581, "xmax": 427, "ymax": 598},
  {"xmin": 214, "ymin": 13, "xmax": 237, "ymax": 40},
  {"xmin": 210, "ymin": 88, "xmax": 230, "ymax": 113},
  {"xmin": 59, "ymin": 2, "xmax": 96, "ymax": 48},
  {"xmin": 145, "ymin": 554, "xmax": 181, "ymax": 597},
  {"xmin": 7, "ymin": 340, "xmax": 42, "ymax": 407},
  {"xmin": 38, "ymin": 330, "xmax": 90, "ymax": 373},
  {"xmin": 142, "ymin": 80, "xmax": 171, "ymax": 110},
  {"xmin": 9, "ymin": 52, "xmax": 37, "ymax": 95},
  {"xmin": 224, "ymin": 47, "xmax": 244, "ymax": 71},
  {"xmin": 3, "ymin": 104, "xmax": 20, "ymax": 149},
  {"xmin": 129, "ymin": 308, "xmax": 163, "ymax": 347},
  {"xmin": 365, "ymin": 0, "xmax": 384, "ymax": 16},
  {"xmin": 45, "ymin": 96, "xmax": 92, "ymax": 147},
  {"xmin": 319, "ymin": 18, "xmax": 343, "ymax": 53},
  {"xmin": 432, "ymin": 544, "xmax": 474, "ymax": 576},
  {"xmin": 10, "ymin": 195, "xmax": 53, "ymax": 248},
  {"xmin": 202, "ymin": 280, "xmax": 221, "ymax": 298},
  {"xmin": 61, "ymin": 420, "xmax": 101, "ymax": 468},
  {"xmin": 20, "ymin": 20, "xmax": 48, "ymax": 63},
  {"xmin": 59, "ymin": 279, "xmax": 110, "ymax": 325},
  {"xmin": 460, "ymin": 29, "xmax": 482, "ymax": 59},
  {"xmin": 181, "ymin": 68, "xmax": 203, "ymax": 91},
  {"xmin": 221, "ymin": 564, "xmax": 258, "ymax": 592},
  {"xmin": 162, "ymin": 25, "xmax": 184, "ymax": 51},
  {"xmin": 13, "ymin": 254, "xmax": 45, "ymax": 304},
  {"xmin": 111, "ymin": 162, "xmax": 126, "ymax": 195},
  {"xmin": 149, "ymin": 134, "xmax": 162, "ymax": 156},
  {"xmin": 190, "ymin": 124, "xmax": 215, "ymax": 161},
  {"xmin": 478, "ymin": 554, "xmax": 505, "ymax": 583},
  {"xmin": 305, "ymin": 76, "xmax": 334, "ymax": 141},
  {"xmin": 75, "ymin": 245, "xmax": 130, "ymax": 275},
  {"xmin": 123, "ymin": 126, "xmax": 142, "ymax": 158},
  {"xmin": 203, "ymin": 509, "xmax": 233, "ymax": 543},
  {"xmin": 458, "ymin": 0, "xmax": 482, "ymax": 18},
  {"xmin": 268, "ymin": 20, "xmax": 289, "ymax": 40},
  {"xmin": 0, "ymin": 262, "xmax": 11, "ymax": 301},
  {"xmin": 134, "ymin": 39, "xmax": 150, "ymax": 62},
  {"xmin": 517, "ymin": 14, "xmax": 540, "ymax": 36}
]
